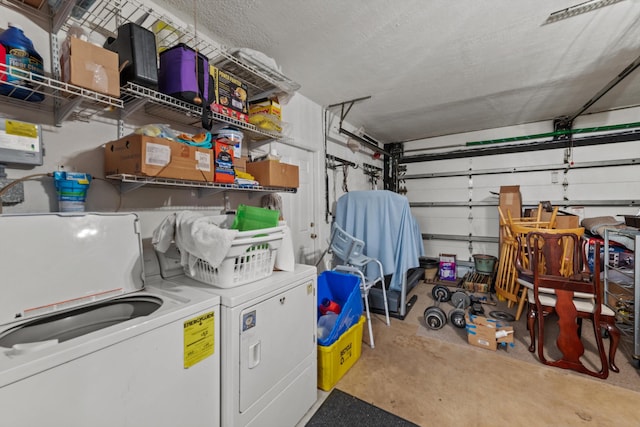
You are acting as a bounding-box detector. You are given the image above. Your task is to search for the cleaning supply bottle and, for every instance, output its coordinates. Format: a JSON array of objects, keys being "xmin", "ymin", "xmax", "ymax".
[
  {"xmin": 319, "ymin": 298, "xmax": 341, "ymax": 315},
  {"xmin": 0, "ymin": 23, "xmax": 45, "ymax": 102}
]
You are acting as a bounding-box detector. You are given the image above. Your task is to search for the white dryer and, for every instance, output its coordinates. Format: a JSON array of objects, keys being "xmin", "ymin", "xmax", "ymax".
[
  {"xmin": 158, "ymin": 247, "xmax": 318, "ymax": 427},
  {"xmin": 0, "ymin": 213, "xmax": 220, "ymax": 427}
]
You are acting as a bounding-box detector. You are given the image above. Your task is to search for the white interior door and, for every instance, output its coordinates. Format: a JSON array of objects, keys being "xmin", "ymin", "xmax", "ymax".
[{"xmin": 278, "ymin": 146, "xmax": 319, "ymax": 265}]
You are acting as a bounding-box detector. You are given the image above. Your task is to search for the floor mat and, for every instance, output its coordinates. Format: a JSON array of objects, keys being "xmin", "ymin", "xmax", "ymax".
[{"xmin": 305, "ymin": 389, "xmax": 419, "ymax": 427}]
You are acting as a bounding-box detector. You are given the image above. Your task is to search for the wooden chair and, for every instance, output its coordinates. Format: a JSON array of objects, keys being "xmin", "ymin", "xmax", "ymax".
[
  {"xmin": 520, "ymin": 231, "xmax": 620, "ymax": 379},
  {"xmin": 494, "ymin": 205, "xmax": 558, "ymax": 320},
  {"xmin": 510, "ymin": 222, "xmax": 580, "ymax": 321}
]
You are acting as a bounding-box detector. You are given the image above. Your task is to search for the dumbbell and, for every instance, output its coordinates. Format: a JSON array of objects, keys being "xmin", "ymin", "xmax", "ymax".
[
  {"xmin": 424, "ymin": 286, "xmax": 471, "ymax": 330},
  {"xmin": 424, "ymin": 285, "xmax": 451, "ymax": 330},
  {"xmin": 448, "ymin": 291, "xmax": 470, "ymax": 328}
]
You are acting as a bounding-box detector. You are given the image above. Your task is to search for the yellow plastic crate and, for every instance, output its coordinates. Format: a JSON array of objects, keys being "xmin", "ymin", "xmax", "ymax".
[{"xmin": 317, "ymin": 316, "xmax": 365, "ymax": 391}]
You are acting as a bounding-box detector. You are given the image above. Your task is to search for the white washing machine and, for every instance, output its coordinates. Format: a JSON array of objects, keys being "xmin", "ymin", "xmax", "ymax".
[
  {"xmin": 0, "ymin": 213, "xmax": 221, "ymax": 427},
  {"xmin": 157, "ymin": 246, "xmax": 318, "ymax": 427}
]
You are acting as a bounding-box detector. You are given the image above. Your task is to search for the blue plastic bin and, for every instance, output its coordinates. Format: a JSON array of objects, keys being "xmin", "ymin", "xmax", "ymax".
[{"xmin": 317, "ymin": 271, "xmax": 364, "ymax": 346}]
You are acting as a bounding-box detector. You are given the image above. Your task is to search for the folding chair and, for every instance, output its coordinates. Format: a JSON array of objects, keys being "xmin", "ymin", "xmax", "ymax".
[{"xmin": 329, "ymin": 222, "xmax": 390, "ymax": 348}]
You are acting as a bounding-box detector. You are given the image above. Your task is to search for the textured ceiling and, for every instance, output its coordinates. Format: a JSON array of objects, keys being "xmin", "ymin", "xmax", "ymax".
[{"xmin": 154, "ymin": 0, "xmax": 640, "ymax": 144}]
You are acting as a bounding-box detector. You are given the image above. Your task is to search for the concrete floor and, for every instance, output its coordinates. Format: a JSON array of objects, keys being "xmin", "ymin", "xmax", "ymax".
[{"xmin": 300, "ymin": 281, "xmax": 640, "ymax": 427}]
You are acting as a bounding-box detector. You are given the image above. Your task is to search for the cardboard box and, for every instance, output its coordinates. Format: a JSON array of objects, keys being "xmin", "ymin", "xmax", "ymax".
[
  {"xmin": 61, "ymin": 37, "xmax": 120, "ymax": 97},
  {"xmin": 246, "ymin": 160, "xmax": 299, "ymax": 188},
  {"xmin": 499, "ymin": 185, "xmax": 522, "ymax": 220},
  {"xmin": 530, "ymin": 208, "xmax": 580, "ymax": 229},
  {"xmin": 234, "ymin": 156, "xmax": 248, "ymax": 173},
  {"xmin": 210, "ymin": 65, "xmax": 249, "ymax": 122},
  {"xmin": 465, "ymin": 313, "xmax": 514, "ymax": 351},
  {"xmin": 499, "ymin": 185, "xmax": 522, "ymax": 245},
  {"xmin": 249, "ymin": 99, "xmax": 282, "ymax": 132},
  {"xmin": 104, "ymin": 134, "xmax": 214, "ymax": 182},
  {"xmin": 250, "ymin": 99, "xmax": 281, "ymax": 118}
]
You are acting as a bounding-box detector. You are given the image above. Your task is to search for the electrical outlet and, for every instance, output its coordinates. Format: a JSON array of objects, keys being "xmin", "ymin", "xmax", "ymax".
[{"xmin": 0, "ymin": 178, "xmax": 25, "ymax": 204}]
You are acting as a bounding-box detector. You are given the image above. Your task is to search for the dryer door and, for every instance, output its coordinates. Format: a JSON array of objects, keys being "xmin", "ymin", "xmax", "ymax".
[{"xmin": 238, "ymin": 279, "xmax": 315, "ymax": 412}]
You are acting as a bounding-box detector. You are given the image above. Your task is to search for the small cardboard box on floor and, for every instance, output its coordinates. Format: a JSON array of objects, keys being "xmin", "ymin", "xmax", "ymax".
[
  {"xmin": 465, "ymin": 313, "xmax": 514, "ymax": 351},
  {"xmin": 104, "ymin": 134, "xmax": 214, "ymax": 182}
]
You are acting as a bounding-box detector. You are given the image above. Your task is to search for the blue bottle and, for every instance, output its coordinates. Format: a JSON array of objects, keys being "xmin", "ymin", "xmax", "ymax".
[{"xmin": 0, "ymin": 23, "xmax": 45, "ymax": 102}]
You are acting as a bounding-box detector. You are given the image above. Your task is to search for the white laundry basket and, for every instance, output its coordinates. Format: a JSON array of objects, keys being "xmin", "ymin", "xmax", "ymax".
[{"xmin": 184, "ymin": 226, "xmax": 285, "ymax": 287}]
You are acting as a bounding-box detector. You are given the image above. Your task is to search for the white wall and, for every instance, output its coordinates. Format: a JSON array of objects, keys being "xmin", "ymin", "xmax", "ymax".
[{"xmin": 403, "ymin": 106, "xmax": 640, "ymax": 262}]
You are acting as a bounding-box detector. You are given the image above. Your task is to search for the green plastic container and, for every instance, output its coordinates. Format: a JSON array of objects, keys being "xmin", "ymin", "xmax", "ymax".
[
  {"xmin": 231, "ymin": 204, "xmax": 280, "ymax": 231},
  {"xmin": 473, "ymin": 254, "xmax": 497, "ymax": 274}
]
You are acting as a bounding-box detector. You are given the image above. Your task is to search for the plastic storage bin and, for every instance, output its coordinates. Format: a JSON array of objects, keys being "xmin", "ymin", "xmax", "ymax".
[
  {"xmin": 316, "ymin": 270, "xmax": 364, "ymax": 346},
  {"xmin": 184, "ymin": 226, "xmax": 284, "ymax": 288},
  {"xmin": 317, "ymin": 316, "xmax": 365, "ymax": 391},
  {"xmin": 231, "ymin": 204, "xmax": 280, "ymax": 231}
]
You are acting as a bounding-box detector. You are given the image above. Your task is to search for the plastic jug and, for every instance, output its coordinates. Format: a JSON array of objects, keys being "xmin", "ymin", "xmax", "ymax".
[
  {"xmin": 317, "ymin": 312, "xmax": 338, "ymax": 340},
  {"xmin": 0, "ymin": 23, "xmax": 45, "ymax": 102},
  {"xmin": 53, "ymin": 171, "xmax": 92, "ymax": 212}
]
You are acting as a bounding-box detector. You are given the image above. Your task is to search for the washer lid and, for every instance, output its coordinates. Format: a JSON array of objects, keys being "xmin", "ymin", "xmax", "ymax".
[{"xmin": 0, "ymin": 213, "xmax": 145, "ymax": 327}]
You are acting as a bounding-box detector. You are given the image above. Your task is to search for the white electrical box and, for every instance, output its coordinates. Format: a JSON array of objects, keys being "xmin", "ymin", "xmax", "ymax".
[{"xmin": 0, "ymin": 119, "xmax": 43, "ymax": 166}]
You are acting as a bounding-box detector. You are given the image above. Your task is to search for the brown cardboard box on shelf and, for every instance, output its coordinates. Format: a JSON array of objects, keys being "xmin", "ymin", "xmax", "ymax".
[
  {"xmin": 465, "ymin": 314, "xmax": 514, "ymax": 351},
  {"xmin": 104, "ymin": 134, "xmax": 214, "ymax": 182},
  {"xmin": 234, "ymin": 156, "xmax": 248, "ymax": 173},
  {"xmin": 529, "ymin": 208, "xmax": 580, "ymax": 229},
  {"xmin": 246, "ymin": 160, "xmax": 299, "ymax": 188},
  {"xmin": 61, "ymin": 37, "xmax": 120, "ymax": 98}
]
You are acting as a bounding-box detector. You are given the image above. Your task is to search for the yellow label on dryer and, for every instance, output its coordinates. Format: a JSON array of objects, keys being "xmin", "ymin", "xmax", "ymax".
[
  {"xmin": 183, "ymin": 311, "xmax": 215, "ymax": 368},
  {"xmin": 5, "ymin": 120, "xmax": 38, "ymax": 138}
]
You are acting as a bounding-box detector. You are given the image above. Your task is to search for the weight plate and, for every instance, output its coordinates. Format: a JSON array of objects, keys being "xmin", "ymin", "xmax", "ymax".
[
  {"xmin": 449, "ymin": 308, "xmax": 466, "ymax": 328},
  {"xmin": 432, "ymin": 285, "xmax": 451, "ymax": 302},
  {"xmin": 424, "ymin": 306, "xmax": 446, "ymax": 330},
  {"xmin": 489, "ymin": 311, "xmax": 516, "ymax": 322},
  {"xmin": 451, "ymin": 291, "xmax": 470, "ymax": 309}
]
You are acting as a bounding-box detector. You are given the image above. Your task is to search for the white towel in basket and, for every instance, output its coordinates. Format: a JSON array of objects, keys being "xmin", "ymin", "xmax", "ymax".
[{"xmin": 175, "ymin": 211, "xmax": 239, "ymax": 269}]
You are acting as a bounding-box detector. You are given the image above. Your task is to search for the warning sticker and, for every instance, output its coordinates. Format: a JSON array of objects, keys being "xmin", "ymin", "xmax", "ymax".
[
  {"xmin": 0, "ymin": 120, "xmax": 40, "ymax": 152},
  {"xmin": 6, "ymin": 120, "xmax": 38, "ymax": 138},
  {"xmin": 183, "ymin": 311, "xmax": 215, "ymax": 368}
]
